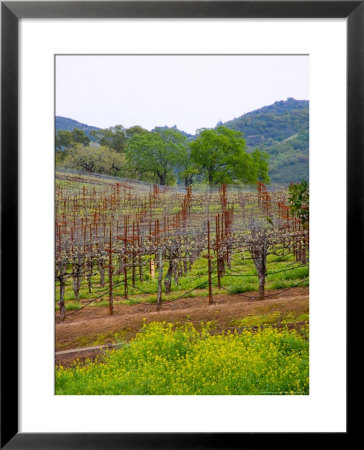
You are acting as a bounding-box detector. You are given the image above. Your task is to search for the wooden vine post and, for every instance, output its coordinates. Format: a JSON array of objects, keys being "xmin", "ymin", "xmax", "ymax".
[
  {"xmin": 216, "ymin": 215, "xmax": 221, "ymax": 289},
  {"xmin": 108, "ymin": 225, "xmax": 114, "ymax": 315},
  {"xmin": 124, "ymin": 218, "xmax": 128, "ymax": 299},
  {"xmin": 132, "ymin": 221, "xmax": 136, "ymax": 287},
  {"xmin": 156, "ymin": 248, "xmax": 163, "ymax": 311},
  {"xmin": 207, "ymin": 220, "xmax": 214, "ymax": 305}
]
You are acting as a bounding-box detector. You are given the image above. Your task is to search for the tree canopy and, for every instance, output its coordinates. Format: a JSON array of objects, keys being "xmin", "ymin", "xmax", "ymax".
[
  {"xmin": 126, "ymin": 128, "xmax": 188, "ymax": 185},
  {"xmin": 288, "ymin": 180, "xmax": 309, "ymax": 226},
  {"xmin": 56, "ymin": 123, "xmax": 271, "ymax": 186},
  {"xmin": 190, "ymin": 126, "xmax": 269, "ymax": 185},
  {"xmin": 55, "ymin": 128, "xmax": 90, "ymax": 151},
  {"xmin": 125, "ymin": 125, "xmax": 149, "ymax": 139},
  {"xmin": 63, "ymin": 145, "xmax": 125, "ymax": 176},
  {"xmin": 90, "ymin": 125, "xmax": 127, "ymax": 153},
  {"xmin": 252, "ymin": 149, "xmax": 270, "ymax": 184}
]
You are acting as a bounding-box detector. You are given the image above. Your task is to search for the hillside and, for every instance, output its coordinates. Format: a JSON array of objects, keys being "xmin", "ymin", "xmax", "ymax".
[
  {"xmin": 55, "ymin": 97, "xmax": 309, "ymax": 185},
  {"xmin": 55, "ymin": 116, "xmax": 100, "ymax": 136},
  {"xmin": 222, "ymin": 98, "xmax": 309, "ymax": 184}
]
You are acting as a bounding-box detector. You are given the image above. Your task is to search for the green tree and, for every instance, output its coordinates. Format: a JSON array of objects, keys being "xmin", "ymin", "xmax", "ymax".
[
  {"xmin": 190, "ymin": 126, "xmax": 262, "ymax": 185},
  {"xmin": 125, "ymin": 125, "xmax": 149, "ymax": 140},
  {"xmin": 252, "ymin": 149, "xmax": 270, "ymax": 183},
  {"xmin": 56, "ymin": 128, "xmax": 90, "ymax": 151},
  {"xmin": 126, "ymin": 128, "xmax": 188, "ymax": 185},
  {"xmin": 178, "ymin": 148, "xmax": 199, "ymax": 187},
  {"xmin": 288, "ymin": 180, "xmax": 309, "ymax": 226},
  {"xmin": 55, "ymin": 130, "xmax": 73, "ymax": 151},
  {"xmin": 71, "ymin": 128, "xmax": 90, "ymax": 146},
  {"xmin": 90, "ymin": 125, "xmax": 126, "ymax": 152},
  {"xmin": 62, "ymin": 145, "xmax": 125, "ymax": 176}
]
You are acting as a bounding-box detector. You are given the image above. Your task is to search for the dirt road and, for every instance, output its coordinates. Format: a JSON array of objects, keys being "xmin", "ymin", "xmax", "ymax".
[{"xmin": 56, "ymin": 287, "xmax": 309, "ymax": 366}]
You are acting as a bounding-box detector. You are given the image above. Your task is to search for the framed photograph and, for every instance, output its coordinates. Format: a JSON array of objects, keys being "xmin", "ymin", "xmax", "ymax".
[{"xmin": 1, "ymin": 1, "xmax": 355, "ymax": 447}]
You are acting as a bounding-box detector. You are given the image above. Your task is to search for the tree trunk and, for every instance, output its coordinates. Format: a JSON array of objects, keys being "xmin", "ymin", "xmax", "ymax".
[
  {"xmin": 174, "ymin": 265, "xmax": 179, "ymax": 285},
  {"xmin": 139, "ymin": 255, "xmax": 143, "ymax": 282},
  {"xmin": 183, "ymin": 260, "xmax": 188, "ymax": 275},
  {"xmin": 226, "ymin": 247, "xmax": 232, "ymax": 269},
  {"xmin": 164, "ymin": 260, "xmax": 174, "ymax": 294},
  {"xmin": 99, "ymin": 257, "xmax": 105, "ymax": 287},
  {"xmin": 258, "ymin": 274, "xmax": 265, "ymax": 300},
  {"xmin": 59, "ymin": 280, "xmax": 66, "ymax": 321},
  {"xmin": 72, "ymin": 258, "xmax": 82, "ymax": 302},
  {"xmin": 159, "ymin": 173, "xmax": 166, "ymax": 186},
  {"xmin": 251, "ymin": 239, "xmax": 267, "ymax": 300},
  {"xmin": 86, "ymin": 260, "xmax": 93, "ymax": 293},
  {"xmin": 72, "ymin": 271, "xmax": 81, "ymax": 302}
]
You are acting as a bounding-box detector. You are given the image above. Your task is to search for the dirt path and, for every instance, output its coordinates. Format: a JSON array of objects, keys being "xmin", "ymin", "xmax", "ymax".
[{"xmin": 56, "ymin": 287, "xmax": 309, "ymax": 357}]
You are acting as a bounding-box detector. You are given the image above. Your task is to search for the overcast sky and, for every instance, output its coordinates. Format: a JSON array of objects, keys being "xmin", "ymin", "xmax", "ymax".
[{"xmin": 56, "ymin": 55, "xmax": 309, "ymax": 134}]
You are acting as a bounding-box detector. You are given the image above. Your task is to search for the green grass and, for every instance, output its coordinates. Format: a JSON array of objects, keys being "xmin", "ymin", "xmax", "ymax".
[
  {"xmin": 74, "ymin": 329, "xmax": 131, "ymax": 348},
  {"xmin": 228, "ymin": 284, "xmax": 256, "ymax": 294},
  {"xmin": 56, "ymin": 321, "xmax": 309, "ymax": 395},
  {"xmin": 56, "ymin": 250, "xmax": 308, "ymax": 308},
  {"xmin": 228, "ymin": 311, "xmax": 309, "ymax": 328}
]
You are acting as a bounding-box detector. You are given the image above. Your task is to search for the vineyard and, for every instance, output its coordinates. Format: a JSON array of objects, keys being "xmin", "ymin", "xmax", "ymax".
[
  {"xmin": 55, "ymin": 170, "xmax": 309, "ymax": 395},
  {"xmin": 56, "ymin": 171, "xmax": 309, "ymax": 318}
]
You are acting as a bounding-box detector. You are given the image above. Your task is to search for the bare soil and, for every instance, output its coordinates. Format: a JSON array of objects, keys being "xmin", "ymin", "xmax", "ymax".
[{"xmin": 56, "ymin": 287, "xmax": 308, "ymax": 366}]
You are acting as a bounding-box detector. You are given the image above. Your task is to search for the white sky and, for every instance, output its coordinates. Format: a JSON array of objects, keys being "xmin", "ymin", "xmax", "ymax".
[{"xmin": 56, "ymin": 55, "xmax": 309, "ymax": 134}]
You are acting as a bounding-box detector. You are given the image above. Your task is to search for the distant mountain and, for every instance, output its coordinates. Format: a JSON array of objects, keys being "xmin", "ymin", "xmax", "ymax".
[
  {"xmin": 55, "ymin": 116, "xmax": 100, "ymax": 136},
  {"xmin": 221, "ymin": 98, "xmax": 309, "ymax": 184}
]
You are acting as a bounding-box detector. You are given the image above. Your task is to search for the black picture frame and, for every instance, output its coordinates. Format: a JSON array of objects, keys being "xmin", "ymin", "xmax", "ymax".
[{"xmin": 1, "ymin": 1, "xmax": 355, "ymax": 448}]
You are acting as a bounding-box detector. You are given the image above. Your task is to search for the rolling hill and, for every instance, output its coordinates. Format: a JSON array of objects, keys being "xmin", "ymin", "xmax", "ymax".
[
  {"xmin": 222, "ymin": 98, "xmax": 309, "ymax": 184},
  {"xmin": 55, "ymin": 116, "xmax": 100, "ymax": 136},
  {"xmin": 55, "ymin": 97, "xmax": 309, "ymax": 185}
]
